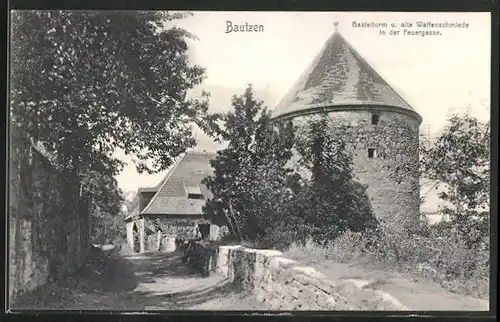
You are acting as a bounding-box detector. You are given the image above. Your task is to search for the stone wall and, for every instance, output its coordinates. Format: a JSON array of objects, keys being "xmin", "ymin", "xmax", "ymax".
[
  {"xmin": 9, "ymin": 126, "xmax": 91, "ymax": 303},
  {"xmin": 125, "ymin": 219, "xmax": 145, "ymax": 252},
  {"xmin": 290, "ymin": 108, "xmax": 421, "ymax": 227},
  {"xmin": 126, "ymin": 221, "xmax": 135, "ymax": 251},
  {"xmin": 216, "ymin": 245, "xmax": 407, "ymax": 310}
]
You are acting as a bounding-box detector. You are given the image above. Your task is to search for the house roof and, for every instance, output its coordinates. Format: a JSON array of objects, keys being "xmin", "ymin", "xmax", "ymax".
[
  {"xmin": 271, "ymin": 26, "xmax": 421, "ymax": 122},
  {"xmin": 140, "ymin": 151, "xmax": 216, "ymax": 216},
  {"xmin": 137, "ymin": 187, "xmax": 158, "ymax": 193}
]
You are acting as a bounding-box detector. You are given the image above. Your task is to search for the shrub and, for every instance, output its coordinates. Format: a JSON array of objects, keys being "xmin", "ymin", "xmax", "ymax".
[
  {"xmin": 326, "ymin": 230, "xmax": 367, "ymax": 263},
  {"xmin": 260, "ymin": 221, "xmax": 316, "ymax": 250},
  {"xmin": 292, "ymin": 117, "xmax": 379, "ymax": 244},
  {"xmin": 217, "ymin": 226, "xmax": 232, "ymax": 241},
  {"xmin": 286, "ymin": 237, "xmax": 330, "ymax": 264},
  {"xmin": 286, "ymin": 220, "xmax": 489, "ymax": 299}
]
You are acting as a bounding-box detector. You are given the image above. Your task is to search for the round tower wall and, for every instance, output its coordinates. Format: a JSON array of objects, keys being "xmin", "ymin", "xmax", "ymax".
[{"xmin": 289, "ymin": 108, "xmax": 421, "ymax": 228}]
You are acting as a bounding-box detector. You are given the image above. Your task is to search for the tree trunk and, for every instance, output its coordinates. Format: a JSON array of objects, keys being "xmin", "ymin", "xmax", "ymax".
[
  {"xmin": 228, "ymin": 200, "xmax": 243, "ymax": 243},
  {"xmin": 221, "ymin": 207, "xmax": 239, "ymax": 242}
]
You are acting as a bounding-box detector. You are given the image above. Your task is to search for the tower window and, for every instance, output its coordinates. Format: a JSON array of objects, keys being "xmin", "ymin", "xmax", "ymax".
[
  {"xmin": 371, "ymin": 114, "xmax": 380, "ymax": 125},
  {"xmin": 368, "ymin": 148, "xmax": 377, "ymax": 158}
]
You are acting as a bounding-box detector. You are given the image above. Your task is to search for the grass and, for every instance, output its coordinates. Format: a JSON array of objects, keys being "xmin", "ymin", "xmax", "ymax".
[{"xmin": 284, "ymin": 225, "xmax": 489, "ymax": 300}]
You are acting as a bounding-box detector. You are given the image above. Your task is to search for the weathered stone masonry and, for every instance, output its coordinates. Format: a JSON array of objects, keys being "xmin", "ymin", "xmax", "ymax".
[
  {"xmin": 271, "ymin": 26, "xmax": 423, "ymax": 227},
  {"xmin": 9, "ymin": 126, "xmax": 91, "ymax": 303},
  {"xmin": 216, "ymin": 245, "xmax": 407, "ymax": 310},
  {"xmin": 290, "ymin": 108, "xmax": 421, "ymax": 225}
]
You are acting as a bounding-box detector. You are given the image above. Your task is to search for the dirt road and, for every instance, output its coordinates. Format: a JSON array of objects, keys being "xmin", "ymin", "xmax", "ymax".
[
  {"xmin": 14, "ymin": 248, "xmax": 487, "ymax": 312},
  {"xmin": 12, "ymin": 251, "xmax": 264, "ymax": 311}
]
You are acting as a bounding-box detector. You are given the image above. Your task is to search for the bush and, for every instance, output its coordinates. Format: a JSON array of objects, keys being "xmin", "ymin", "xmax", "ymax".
[
  {"xmin": 326, "ymin": 230, "xmax": 367, "ymax": 263},
  {"xmin": 291, "ymin": 117, "xmax": 379, "ymax": 244},
  {"xmin": 216, "ymin": 226, "xmax": 232, "ymax": 241},
  {"xmin": 259, "ymin": 221, "xmax": 316, "ymax": 250},
  {"xmin": 285, "ymin": 220, "xmax": 489, "ymax": 299},
  {"xmin": 286, "ymin": 237, "xmax": 330, "ymax": 264}
]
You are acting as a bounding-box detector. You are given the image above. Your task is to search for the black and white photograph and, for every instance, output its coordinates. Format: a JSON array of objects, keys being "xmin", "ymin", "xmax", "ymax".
[{"xmin": 7, "ymin": 10, "xmax": 492, "ymax": 312}]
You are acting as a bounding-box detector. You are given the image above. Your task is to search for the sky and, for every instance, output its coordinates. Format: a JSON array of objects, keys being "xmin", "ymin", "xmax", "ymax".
[{"xmin": 115, "ymin": 11, "xmax": 491, "ymax": 211}]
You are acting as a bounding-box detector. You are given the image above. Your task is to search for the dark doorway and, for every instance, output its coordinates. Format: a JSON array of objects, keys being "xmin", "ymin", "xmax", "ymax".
[{"xmin": 198, "ymin": 224, "xmax": 211, "ymax": 240}]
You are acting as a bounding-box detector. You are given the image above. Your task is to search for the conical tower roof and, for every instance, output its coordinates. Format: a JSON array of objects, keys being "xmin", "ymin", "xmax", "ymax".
[{"xmin": 272, "ymin": 24, "xmax": 421, "ymax": 123}]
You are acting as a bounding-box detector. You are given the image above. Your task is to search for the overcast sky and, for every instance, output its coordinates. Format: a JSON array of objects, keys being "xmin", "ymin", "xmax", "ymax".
[{"xmin": 115, "ymin": 11, "xmax": 491, "ymax": 209}]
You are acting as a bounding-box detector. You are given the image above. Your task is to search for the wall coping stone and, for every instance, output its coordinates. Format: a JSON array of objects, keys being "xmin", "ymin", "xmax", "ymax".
[
  {"xmin": 253, "ymin": 249, "xmax": 284, "ymax": 257},
  {"xmin": 268, "ymin": 256, "xmax": 297, "ymax": 270},
  {"xmin": 218, "ymin": 245, "xmax": 409, "ymax": 311},
  {"xmin": 291, "ymin": 266, "xmax": 327, "ymax": 279},
  {"xmin": 271, "ymin": 257, "xmax": 298, "ymax": 267},
  {"xmin": 220, "ymin": 245, "xmax": 245, "ymax": 250}
]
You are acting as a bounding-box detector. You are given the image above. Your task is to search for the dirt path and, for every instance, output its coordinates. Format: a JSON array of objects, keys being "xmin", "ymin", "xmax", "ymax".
[
  {"xmin": 119, "ymin": 252, "xmax": 264, "ymax": 310},
  {"xmin": 12, "ymin": 251, "xmax": 263, "ymax": 311},
  {"xmin": 15, "ymin": 248, "xmax": 487, "ymax": 311},
  {"xmin": 311, "ymin": 260, "xmax": 489, "ymax": 311}
]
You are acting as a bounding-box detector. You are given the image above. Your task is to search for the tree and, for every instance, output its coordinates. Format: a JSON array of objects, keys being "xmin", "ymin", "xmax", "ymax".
[
  {"xmin": 10, "ymin": 11, "xmax": 220, "ymax": 238},
  {"xmin": 420, "ymin": 113, "xmax": 490, "ymax": 248},
  {"xmin": 291, "ymin": 117, "xmax": 378, "ymax": 244},
  {"xmin": 123, "ymin": 191, "xmax": 140, "ymax": 214},
  {"xmin": 202, "ymin": 85, "xmax": 295, "ymax": 243},
  {"xmin": 10, "ymin": 10, "xmax": 219, "ymax": 179},
  {"xmin": 80, "ymin": 171, "xmax": 124, "ymax": 244}
]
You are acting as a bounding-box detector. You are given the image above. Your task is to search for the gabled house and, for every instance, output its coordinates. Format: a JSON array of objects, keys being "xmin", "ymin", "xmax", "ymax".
[{"xmin": 125, "ymin": 151, "xmax": 216, "ymax": 253}]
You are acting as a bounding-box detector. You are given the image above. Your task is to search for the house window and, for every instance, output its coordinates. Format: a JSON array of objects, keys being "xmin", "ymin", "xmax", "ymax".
[
  {"xmin": 368, "ymin": 148, "xmax": 377, "ymax": 158},
  {"xmin": 188, "ymin": 193, "xmax": 204, "ymax": 200},
  {"xmin": 185, "ymin": 184, "xmax": 204, "ymax": 199},
  {"xmin": 371, "ymin": 114, "xmax": 380, "ymax": 125}
]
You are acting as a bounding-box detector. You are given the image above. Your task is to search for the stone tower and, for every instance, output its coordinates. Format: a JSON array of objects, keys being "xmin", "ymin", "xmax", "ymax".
[{"xmin": 271, "ymin": 24, "xmax": 423, "ymax": 226}]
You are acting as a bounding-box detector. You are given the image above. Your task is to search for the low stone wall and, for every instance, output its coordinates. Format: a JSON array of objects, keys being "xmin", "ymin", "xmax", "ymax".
[{"xmin": 216, "ymin": 245, "xmax": 407, "ymax": 311}]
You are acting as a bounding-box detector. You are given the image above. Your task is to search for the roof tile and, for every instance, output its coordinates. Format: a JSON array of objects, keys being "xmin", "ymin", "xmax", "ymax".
[
  {"xmin": 272, "ymin": 29, "xmax": 417, "ymax": 119},
  {"xmin": 140, "ymin": 151, "xmax": 216, "ymax": 216}
]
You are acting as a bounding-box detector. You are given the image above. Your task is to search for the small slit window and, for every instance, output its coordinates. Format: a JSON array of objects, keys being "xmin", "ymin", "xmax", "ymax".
[
  {"xmin": 368, "ymin": 148, "xmax": 377, "ymax": 158},
  {"xmin": 371, "ymin": 114, "xmax": 380, "ymax": 125}
]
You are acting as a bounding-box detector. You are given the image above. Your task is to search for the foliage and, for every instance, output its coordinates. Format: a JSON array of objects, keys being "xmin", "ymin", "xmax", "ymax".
[
  {"xmin": 10, "ymin": 11, "xmax": 222, "ymax": 243},
  {"xmin": 123, "ymin": 191, "xmax": 140, "ymax": 214},
  {"xmin": 420, "ymin": 113, "xmax": 490, "ymax": 248},
  {"xmin": 203, "ymin": 89, "xmax": 378, "ymax": 248},
  {"xmin": 286, "ymin": 223, "xmax": 489, "ymax": 299},
  {"xmin": 289, "ymin": 117, "xmax": 378, "ymax": 244},
  {"xmin": 202, "ymin": 85, "xmax": 295, "ymax": 243},
  {"xmin": 285, "ymin": 112, "xmax": 491, "ymax": 299},
  {"xmin": 10, "ymin": 10, "xmax": 219, "ymax": 177},
  {"xmin": 81, "ymin": 171, "xmax": 124, "ymax": 244}
]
